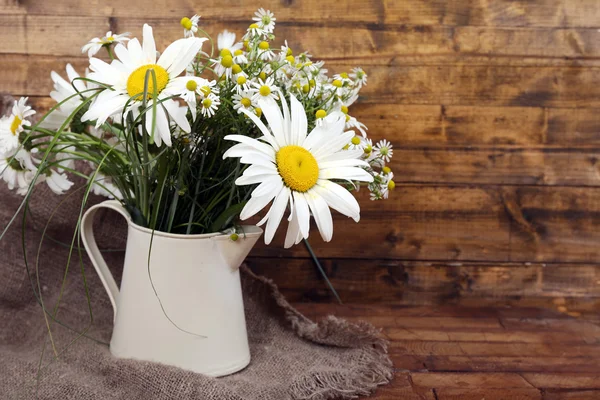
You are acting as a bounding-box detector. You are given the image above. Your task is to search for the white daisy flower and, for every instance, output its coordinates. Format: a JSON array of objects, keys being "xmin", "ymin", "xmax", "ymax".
[
  {"xmin": 197, "ymin": 80, "xmax": 219, "ymax": 98},
  {"xmin": 234, "ymin": 75, "xmax": 251, "ymax": 94},
  {"xmin": 232, "ymin": 92, "xmax": 255, "ymax": 114},
  {"xmin": 347, "ymin": 135, "xmax": 366, "ymax": 151},
  {"xmin": 81, "ymin": 31, "xmax": 130, "ymax": 58},
  {"xmin": 0, "ymin": 97, "xmax": 35, "ymax": 153},
  {"xmin": 252, "ymin": 8, "xmax": 276, "ymax": 33},
  {"xmin": 200, "ymin": 93, "xmax": 220, "ymax": 118},
  {"xmin": 40, "ymin": 64, "xmax": 98, "ymax": 132},
  {"xmin": 90, "ymin": 170, "xmax": 122, "ymax": 199},
  {"xmin": 223, "ymin": 94, "xmax": 373, "ymax": 247},
  {"xmin": 373, "ymin": 139, "xmax": 393, "ymax": 162},
  {"xmin": 165, "ymin": 76, "xmax": 209, "ymax": 120},
  {"xmin": 243, "ymin": 23, "xmax": 266, "ymax": 40},
  {"xmin": 81, "ymin": 24, "xmax": 207, "ymax": 147},
  {"xmin": 345, "ymin": 115, "xmax": 368, "ymax": 137},
  {"xmin": 181, "ymin": 15, "xmax": 200, "ymax": 38},
  {"xmin": 233, "ymin": 49, "xmax": 248, "ymax": 64},
  {"xmin": 0, "ymin": 148, "xmax": 37, "ymax": 195},
  {"xmin": 256, "ymin": 40, "xmax": 275, "ymax": 60},
  {"xmin": 211, "ymin": 30, "xmax": 243, "ymax": 78},
  {"xmin": 44, "ymin": 169, "xmax": 74, "ymax": 195},
  {"xmin": 333, "ymin": 72, "xmax": 353, "ymax": 85},
  {"xmin": 249, "ymin": 76, "xmax": 278, "ymax": 103},
  {"xmin": 350, "ymin": 67, "xmax": 368, "ymax": 87}
]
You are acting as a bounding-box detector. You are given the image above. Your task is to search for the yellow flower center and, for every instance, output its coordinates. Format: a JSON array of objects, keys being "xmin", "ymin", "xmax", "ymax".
[
  {"xmin": 309, "ymin": 79, "xmax": 316, "ymax": 87},
  {"xmin": 315, "ymin": 109, "xmax": 327, "ymax": 119},
  {"xmin": 243, "ymin": 40, "xmax": 250, "ymax": 49},
  {"xmin": 351, "ymin": 136, "xmax": 361, "ymax": 145},
  {"xmin": 237, "ymin": 75, "xmax": 247, "ymax": 85},
  {"xmin": 234, "ymin": 49, "xmax": 243, "ymax": 56},
  {"xmin": 186, "ymin": 80, "xmax": 197, "ymax": 91},
  {"xmin": 341, "ymin": 105, "xmax": 348, "ymax": 114},
  {"xmin": 249, "ymin": 23, "xmax": 259, "ymax": 29},
  {"xmin": 106, "ymin": 36, "xmax": 115, "ymax": 43},
  {"xmin": 259, "ymin": 85, "xmax": 271, "ymax": 96},
  {"xmin": 220, "ymin": 48, "xmax": 231, "ymax": 57},
  {"xmin": 126, "ymin": 64, "xmax": 169, "ymax": 100},
  {"xmin": 302, "ymin": 84, "xmax": 310, "ymax": 93},
  {"xmin": 230, "ymin": 233, "xmax": 239, "ymax": 241},
  {"xmin": 221, "ymin": 55, "xmax": 233, "ymax": 68},
  {"xmin": 181, "ymin": 17, "xmax": 193, "ymax": 30},
  {"xmin": 259, "ymin": 71, "xmax": 267, "ymax": 81},
  {"xmin": 388, "ymin": 180, "xmax": 396, "ymax": 190},
  {"xmin": 276, "ymin": 145, "xmax": 319, "ymax": 193},
  {"xmin": 382, "ymin": 166, "xmax": 391, "ymax": 174},
  {"xmin": 202, "ymin": 98, "xmax": 212, "ymax": 108},
  {"xmin": 200, "ymin": 86, "xmax": 211, "ymax": 97},
  {"xmin": 232, "ymin": 64, "xmax": 242, "ymax": 74},
  {"xmin": 340, "ymin": 72, "xmax": 349, "ymax": 79},
  {"xmin": 345, "ymin": 114, "xmax": 351, "ymax": 122},
  {"xmin": 10, "ymin": 116, "xmax": 22, "ymax": 135},
  {"xmin": 258, "ymin": 41, "xmax": 269, "ymax": 50},
  {"xmin": 285, "ymin": 55, "xmax": 295, "ymax": 63},
  {"xmin": 364, "ymin": 145, "xmax": 372, "ymax": 154},
  {"xmin": 332, "ymin": 79, "xmax": 342, "ymax": 88},
  {"xmin": 286, "ymin": 47, "xmax": 293, "ymax": 56},
  {"xmin": 255, "ymin": 107, "xmax": 262, "ymax": 117},
  {"xmin": 241, "ymin": 97, "xmax": 251, "ymax": 107}
]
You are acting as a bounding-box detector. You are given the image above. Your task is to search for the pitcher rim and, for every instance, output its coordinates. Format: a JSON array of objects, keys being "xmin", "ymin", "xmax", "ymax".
[{"xmin": 128, "ymin": 221, "xmax": 264, "ymax": 241}]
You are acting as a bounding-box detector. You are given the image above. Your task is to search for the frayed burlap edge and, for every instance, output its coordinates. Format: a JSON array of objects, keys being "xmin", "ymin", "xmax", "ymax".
[{"xmin": 241, "ymin": 266, "xmax": 394, "ymax": 400}]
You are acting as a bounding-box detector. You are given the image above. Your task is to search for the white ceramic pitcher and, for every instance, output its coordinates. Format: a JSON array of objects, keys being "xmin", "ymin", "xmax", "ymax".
[{"xmin": 80, "ymin": 200, "xmax": 263, "ymax": 377}]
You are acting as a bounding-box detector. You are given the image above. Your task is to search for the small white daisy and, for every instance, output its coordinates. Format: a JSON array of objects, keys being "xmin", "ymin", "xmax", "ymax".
[
  {"xmin": 200, "ymin": 93, "xmax": 220, "ymax": 118},
  {"xmin": 333, "ymin": 72, "xmax": 353, "ymax": 85},
  {"xmin": 233, "ymin": 48, "xmax": 248, "ymax": 64},
  {"xmin": 0, "ymin": 148, "xmax": 37, "ymax": 195},
  {"xmin": 181, "ymin": 15, "xmax": 200, "ymax": 38},
  {"xmin": 0, "ymin": 97, "xmax": 35, "ymax": 153},
  {"xmin": 232, "ymin": 92, "xmax": 256, "ymax": 114},
  {"xmin": 252, "ymin": 8, "xmax": 276, "ymax": 33},
  {"xmin": 373, "ymin": 139, "xmax": 393, "ymax": 162},
  {"xmin": 211, "ymin": 30, "xmax": 243, "ymax": 78},
  {"xmin": 249, "ymin": 76, "xmax": 278, "ymax": 103},
  {"xmin": 345, "ymin": 115, "xmax": 368, "ymax": 137},
  {"xmin": 234, "ymin": 74, "xmax": 251, "ymax": 94},
  {"xmin": 165, "ymin": 76, "xmax": 209, "ymax": 120},
  {"xmin": 256, "ymin": 40, "xmax": 275, "ymax": 61},
  {"xmin": 44, "ymin": 169, "xmax": 74, "ymax": 195},
  {"xmin": 347, "ymin": 135, "xmax": 366, "ymax": 151},
  {"xmin": 81, "ymin": 31, "xmax": 130, "ymax": 58},
  {"xmin": 90, "ymin": 170, "xmax": 122, "ymax": 199},
  {"xmin": 350, "ymin": 67, "xmax": 368, "ymax": 87},
  {"xmin": 243, "ymin": 23, "xmax": 265, "ymax": 40}
]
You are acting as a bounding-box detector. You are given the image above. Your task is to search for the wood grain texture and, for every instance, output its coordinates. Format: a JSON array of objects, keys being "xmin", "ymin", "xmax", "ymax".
[
  {"xmin": 1, "ymin": 0, "xmax": 600, "ymax": 306},
  {"xmin": 301, "ymin": 303, "xmax": 600, "ymax": 398}
]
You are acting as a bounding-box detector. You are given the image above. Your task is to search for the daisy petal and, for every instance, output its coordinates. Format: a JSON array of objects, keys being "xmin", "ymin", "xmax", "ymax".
[
  {"xmin": 265, "ymin": 186, "xmax": 290, "ymax": 244},
  {"xmin": 304, "ymin": 190, "xmax": 333, "ymax": 242}
]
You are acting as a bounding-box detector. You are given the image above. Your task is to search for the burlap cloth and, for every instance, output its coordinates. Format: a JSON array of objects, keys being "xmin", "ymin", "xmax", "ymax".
[{"xmin": 0, "ymin": 98, "xmax": 393, "ymax": 400}]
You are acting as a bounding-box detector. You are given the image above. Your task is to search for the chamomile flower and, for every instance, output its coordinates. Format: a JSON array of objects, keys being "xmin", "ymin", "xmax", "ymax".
[
  {"xmin": 232, "ymin": 49, "xmax": 248, "ymax": 64},
  {"xmin": 82, "ymin": 31, "xmax": 130, "ymax": 58},
  {"xmin": 243, "ymin": 23, "xmax": 265, "ymax": 40},
  {"xmin": 373, "ymin": 139, "xmax": 393, "ymax": 162},
  {"xmin": 350, "ymin": 67, "xmax": 368, "ymax": 87},
  {"xmin": 234, "ymin": 74, "xmax": 251, "ymax": 94},
  {"xmin": 211, "ymin": 30, "xmax": 243, "ymax": 78},
  {"xmin": 0, "ymin": 148, "xmax": 37, "ymax": 195},
  {"xmin": 333, "ymin": 72, "xmax": 353, "ymax": 85},
  {"xmin": 232, "ymin": 92, "xmax": 255, "ymax": 114},
  {"xmin": 181, "ymin": 14, "xmax": 200, "ymax": 38},
  {"xmin": 347, "ymin": 135, "xmax": 366, "ymax": 151},
  {"xmin": 345, "ymin": 115, "xmax": 368, "ymax": 137},
  {"xmin": 249, "ymin": 76, "xmax": 278, "ymax": 103},
  {"xmin": 256, "ymin": 40, "xmax": 275, "ymax": 60},
  {"xmin": 81, "ymin": 24, "xmax": 207, "ymax": 147},
  {"xmin": 223, "ymin": 94, "xmax": 373, "ymax": 247},
  {"xmin": 200, "ymin": 93, "xmax": 220, "ymax": 118},
  {"xmin": 165, "ymin": 76, "xmax": 209, "ymax": 120},
  {"xmin": 252, "ymin": 8, "xmax": 276, "ymax": 33},
  {"xmin": 0, "ymin": 97, "xmax": 35, "ymax": 153}
]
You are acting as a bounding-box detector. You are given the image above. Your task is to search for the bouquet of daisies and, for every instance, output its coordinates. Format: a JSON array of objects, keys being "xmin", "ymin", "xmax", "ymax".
[{"xmin": 0, "ymin": 9, "xmax": 394, "ymax": 248}]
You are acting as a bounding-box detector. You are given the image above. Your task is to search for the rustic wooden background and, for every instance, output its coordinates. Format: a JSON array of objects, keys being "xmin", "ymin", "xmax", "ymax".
[{"xmin": 1, "ymin": 0, "xmax": 600, "ymax": 310}]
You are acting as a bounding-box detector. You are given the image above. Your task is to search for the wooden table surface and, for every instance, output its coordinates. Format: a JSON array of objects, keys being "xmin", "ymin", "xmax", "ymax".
[{"xmin": 298, "ymin": 303, "xmax": 600, "ymax": 400}]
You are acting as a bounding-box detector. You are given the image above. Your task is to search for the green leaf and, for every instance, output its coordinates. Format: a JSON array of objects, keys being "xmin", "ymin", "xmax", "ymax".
[{"xmin": 209, "ymin": 201, "xmax": 247, "ymax": 233}]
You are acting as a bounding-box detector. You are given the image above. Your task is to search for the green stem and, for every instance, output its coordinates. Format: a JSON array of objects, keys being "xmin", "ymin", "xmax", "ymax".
[{"xmin": 303, "ymin": 239, "xmax": 342, "ymax": 305}]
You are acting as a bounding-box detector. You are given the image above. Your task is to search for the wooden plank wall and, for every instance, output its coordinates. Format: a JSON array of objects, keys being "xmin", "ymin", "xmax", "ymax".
[{"xmin": 1, "ymin": 0, "xmax": 600, "ymax": 306}]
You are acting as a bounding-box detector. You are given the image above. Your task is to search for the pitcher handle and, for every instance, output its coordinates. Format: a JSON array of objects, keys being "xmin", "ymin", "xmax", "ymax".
[{"xmin": 80, "ymin": 200, "xmax": 131, "ymax": 323}]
